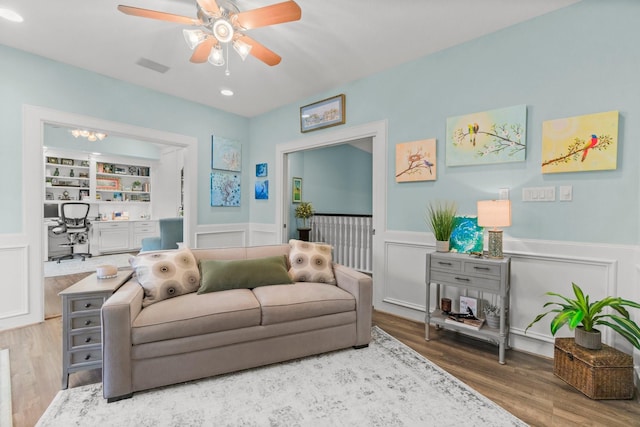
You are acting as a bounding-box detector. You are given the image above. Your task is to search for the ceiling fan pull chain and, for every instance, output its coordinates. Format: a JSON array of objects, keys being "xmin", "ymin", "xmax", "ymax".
[{"xmin": 225, "ymin": 43, "xmax": 230, "ymax": 76}]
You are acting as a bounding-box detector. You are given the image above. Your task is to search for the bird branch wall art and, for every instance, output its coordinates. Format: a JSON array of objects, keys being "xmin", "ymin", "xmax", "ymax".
[
  {"xmin": 446, "ymin": 105, "xmax": 527, "ymax": 166},
  {"xmin": 541, "ymin": 111, "xmax": 619, "ymax": 174},
  {"xmin": 395, "ymin": 138, "xmax": 437, "ymax": 182}
]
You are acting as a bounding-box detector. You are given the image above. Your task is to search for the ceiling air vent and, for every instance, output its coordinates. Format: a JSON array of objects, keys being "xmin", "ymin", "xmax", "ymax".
[{"xmin": 136, "ymin": 57, "xmax": 170, "ymax": 74}]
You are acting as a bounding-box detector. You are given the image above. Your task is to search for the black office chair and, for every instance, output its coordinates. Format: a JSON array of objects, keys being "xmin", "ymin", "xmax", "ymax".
[{"xmin": 52, "ymin": 202, "xmax": 92, "ymax": 263}]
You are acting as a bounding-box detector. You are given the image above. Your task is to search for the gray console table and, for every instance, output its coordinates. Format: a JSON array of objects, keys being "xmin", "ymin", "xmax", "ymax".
[
  {"xmin": 59, "ymin": 270, "xmax": 133, "ymax": 389},
  {"xmin": 425, "ymin": 252, "xmax": 511, "ymax": 364}
]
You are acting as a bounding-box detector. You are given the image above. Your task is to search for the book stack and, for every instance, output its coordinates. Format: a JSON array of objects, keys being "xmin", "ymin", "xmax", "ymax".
[{"xmin": 444, "ymin": 316, "xmax": 485, "ymax": 330}]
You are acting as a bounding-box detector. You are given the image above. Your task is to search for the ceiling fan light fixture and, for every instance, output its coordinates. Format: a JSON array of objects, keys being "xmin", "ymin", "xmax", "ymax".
[
  {"xmin": 208, "ymin": 45, "xmax": 225, "ymax": 66},
  {"xmin": 233, "ymin": 39, "xmax": 252, "ymax": 61},
  {"xmin": 71, "ymin": 129, "xmax": 81, "ymax": 138},
  {"xmin": 213, "ymin": 19, "xmax": 234, "ymax": 43},
  {"xmin": 183, "ymin": 28, "xmax": 207, "ymax": 50}
]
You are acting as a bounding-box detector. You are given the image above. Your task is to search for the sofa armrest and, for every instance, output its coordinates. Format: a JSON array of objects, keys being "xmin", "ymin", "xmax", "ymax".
[
  {"xmin": 101, "ymin": 280, "xmax": 144, "ymax": 400},
  {"xmin": 333, "ymin": 263, "xmax": 372, "ymax": 346}
]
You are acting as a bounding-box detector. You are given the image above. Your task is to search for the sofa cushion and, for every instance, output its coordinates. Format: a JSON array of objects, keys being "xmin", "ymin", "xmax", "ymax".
[
  {"xmin": 198, "ymin": 255, "xmax": 294, "ymax": 294},
  {"xmin": 288, "ymin": 239, "xmax": 336, "ymax": 285},
  {"xmin": 130, "ymin": 248, "xmax": 200, "ymax": 307},
  {"xmin": 131, "ymin": 289, "xmax": 261, "ymax": 345},
  {"xmin": 252, "ymin": 283, "xmax": 355, "ymax": 325}
]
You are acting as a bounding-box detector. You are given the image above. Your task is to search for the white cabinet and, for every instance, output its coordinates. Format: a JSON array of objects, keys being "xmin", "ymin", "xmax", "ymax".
[
  {"xmin": 94, "ymin": 220, "xmax": 158, "ymax": 254},
  {"xmin": 131, "ymin": 221, "xmax": 159, "ymax": 250},
  {"xmin": 96, "ymin": 222, "xmax": 130, "ymax": 253}
]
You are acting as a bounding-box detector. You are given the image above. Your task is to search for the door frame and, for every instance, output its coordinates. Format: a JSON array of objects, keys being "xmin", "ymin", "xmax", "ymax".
[
  {"xmin": 18, "ymin": 105, "xmax": 197, "ymax": 328},
  {"xmin": 274, "ymin": 119, "xmax": 387, "ymax": 281}
]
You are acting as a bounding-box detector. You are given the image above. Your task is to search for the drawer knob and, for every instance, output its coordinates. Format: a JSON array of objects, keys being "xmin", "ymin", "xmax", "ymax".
[
  {"xmin": 84, "ymin": 354, "xmax": 91, "ymax": 361},
  {"xmin": 84, "ymin": 337, "xmax": 92, "ymax": 343},
  {"xmin": 84, "ymin": 320, "xmax": 92, "ymax": 326},
  {"xmin": 84, "ymin": 303, "xmax": 92, "ymax": 308}
]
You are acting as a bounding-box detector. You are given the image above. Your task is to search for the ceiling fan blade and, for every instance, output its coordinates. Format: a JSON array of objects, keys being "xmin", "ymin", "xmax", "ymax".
[
  {"xmin": 117, "ymin": 5, "xmax": 201, "ymax": 26},
  {"xmin": 196, "ymin": 0, "xmax": 221, "ymax": 16},
  {"xmin": 190, "ymin": 37, "xmax": 216, "ymax": 63},
  {"xmin": 234, "ymin": 1, "xmax": 301, "ymax": 30},
  {"xmin": 238, "ymin": 35, "xmax": 281, "ymax": 66}
]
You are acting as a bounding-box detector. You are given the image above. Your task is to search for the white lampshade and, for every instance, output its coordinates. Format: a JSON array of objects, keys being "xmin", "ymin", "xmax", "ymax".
[
  {"xmin": 183, "ymin": 29, "xmax": 207, "ymax": 50},
  {"xmin": 477, "ymin": 200, "xmax": 511, "ymax": 229},
  {"xmin": 233, "ymin": 39, "xmax": 252, "ymax": 61},
  {"xmin": 207, "ymin": 46, "xmax": 225, "ymax": 66}
]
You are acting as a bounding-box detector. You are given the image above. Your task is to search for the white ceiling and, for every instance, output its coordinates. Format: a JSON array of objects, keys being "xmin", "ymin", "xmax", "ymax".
[{"xmin": 1, "ymin": 0, "xmax": 580, "ymax": 118}]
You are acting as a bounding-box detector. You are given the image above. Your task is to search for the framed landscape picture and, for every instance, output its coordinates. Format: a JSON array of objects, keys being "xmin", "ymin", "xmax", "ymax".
[{"xmin": 300, "ymin": 94, "xmax": 345, "ymax": 133}]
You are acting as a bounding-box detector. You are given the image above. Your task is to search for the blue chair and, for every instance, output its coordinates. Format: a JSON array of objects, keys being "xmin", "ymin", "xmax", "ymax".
[{"xmin": 140, "ymin": 217, "xmax": 183, "ymax": 252}]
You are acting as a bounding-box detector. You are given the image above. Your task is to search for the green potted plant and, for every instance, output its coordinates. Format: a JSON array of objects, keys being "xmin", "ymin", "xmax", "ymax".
[
  {"xmin": 425, "ymin": 201, "xmax": 457, "ymax": 252},
  {"xmin": 525, "ymin": 282, "xmax": 640, "ymax": 350},
  {"xmin": 132, "ymin": 180, "xmax": 142, "ymax": 191},
  {"xmin": 295, "ymin": 201, "xmax": 314, "ymax": 241},
  {"xmin": 483, "ymin": 304, "xmax": 501, "ymax": 329}
]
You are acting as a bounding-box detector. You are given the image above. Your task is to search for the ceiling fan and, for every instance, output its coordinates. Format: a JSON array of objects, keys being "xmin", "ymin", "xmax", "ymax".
[{"xmin": 118, "ymin": 0, "xmax": 301, "ymax": 68}]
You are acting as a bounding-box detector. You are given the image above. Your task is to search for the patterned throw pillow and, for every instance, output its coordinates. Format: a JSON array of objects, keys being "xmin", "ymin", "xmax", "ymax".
[
  {"xmin": 130, "ymin": 248, "xmax": 201, "ymax": 307},
  {"xmin": 288, "ymin": 239, "xmax": 336, "ymax": 285}
]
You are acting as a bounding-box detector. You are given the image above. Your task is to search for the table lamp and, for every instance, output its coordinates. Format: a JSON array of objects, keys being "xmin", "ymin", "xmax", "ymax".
[{"xmin": 477, "ymin": 200, "xmax": 511, "ymax": 258}]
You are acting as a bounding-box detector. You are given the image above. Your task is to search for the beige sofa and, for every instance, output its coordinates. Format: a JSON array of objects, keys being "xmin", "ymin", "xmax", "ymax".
[{"xmin": 101, "ymin": 243, "xmax": 373, "ymax": 402}]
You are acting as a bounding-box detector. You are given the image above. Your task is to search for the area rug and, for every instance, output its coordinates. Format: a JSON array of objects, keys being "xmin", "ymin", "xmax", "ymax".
[
  {"xmin": 37, "ymin": 327, "xmax": 526, "ymax": 426},
  {"xmin": 43, "ymin": 253, "xmax": 134, "ymax": 278},
  {"xmin": 0, "ymin": 349, "xmax": 12, "ymax": 427}
]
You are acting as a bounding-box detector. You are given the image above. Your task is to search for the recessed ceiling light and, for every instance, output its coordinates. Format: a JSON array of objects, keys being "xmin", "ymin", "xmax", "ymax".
[
  {"xmin": 220, "ymin": 89, "xmax": 234, "ymax": 97},
  {"xmin": 0, "ymin": 8, "xmax": 23, "ymax": 22}
]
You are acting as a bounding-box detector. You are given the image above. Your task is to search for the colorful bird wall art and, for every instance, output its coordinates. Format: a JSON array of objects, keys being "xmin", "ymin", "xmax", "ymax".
[
  {"xmin": 446, "ymin": 105, "xmax": 527, "ymax": 166},
  {"xmin": 395, "ymin": 138, "xmax": 437, "ymax": 182},
  {"xmin": 541, "ymin": 111, "xmax": 618, "ymax": 174}
]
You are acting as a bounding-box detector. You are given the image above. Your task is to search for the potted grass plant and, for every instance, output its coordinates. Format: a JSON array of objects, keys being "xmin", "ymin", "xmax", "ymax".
[
  {"xmin": 525, "ymin": 282, "xmax": 640, "ymax": 350},
  {"xmin": 425, "ymin": 201, "xmax": 457, "ymax": 252}
]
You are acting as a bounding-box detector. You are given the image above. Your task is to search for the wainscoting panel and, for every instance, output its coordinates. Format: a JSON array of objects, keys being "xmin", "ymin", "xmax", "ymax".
[
  {"xmin": 0, "ymin": 242, "xmax": 29, "ymax": 324},
  {"xmin": 375, "ymin": 231, "xmax": 639, "ymax": 361},
  {"xmin": 194, "ymin": 225, "xmax": 247, "ymax": 249},
  {"xmin": 249, "ymin": 223, "xmax": 279, "ymax": 247},
  {"xmin": 382, "ymin": 241, "xmax": 428, "ymax": 313}
]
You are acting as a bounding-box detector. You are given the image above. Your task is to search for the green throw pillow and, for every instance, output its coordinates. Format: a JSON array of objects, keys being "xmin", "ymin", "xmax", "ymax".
[{"xmin": 198, "ymin": 255, "xmax": 294, "ymax": 294}]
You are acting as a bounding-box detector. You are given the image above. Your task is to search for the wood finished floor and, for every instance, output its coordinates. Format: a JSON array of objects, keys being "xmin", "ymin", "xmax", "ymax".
[{"xmin": 1, "ymin": 277, "xmax": 639, "ymax": 426}]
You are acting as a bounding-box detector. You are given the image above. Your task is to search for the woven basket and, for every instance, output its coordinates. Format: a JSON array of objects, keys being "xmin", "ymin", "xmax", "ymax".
[{"xmin": 554, "ymin": 338, "xmax": 634, "ymax": 400}]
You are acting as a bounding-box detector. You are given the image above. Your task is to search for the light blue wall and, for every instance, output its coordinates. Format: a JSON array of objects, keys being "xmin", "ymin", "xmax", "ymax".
[
  {"xmin": 0, "ymin": 44, "xmax": 250, "ymax": 234},
  {"xmin": 301, "ymin": 144, "xmax": 372, "ymax": 215},
  {"xmin": 250, "ymin": 0, "xmax": 640, "ymax": 245}
]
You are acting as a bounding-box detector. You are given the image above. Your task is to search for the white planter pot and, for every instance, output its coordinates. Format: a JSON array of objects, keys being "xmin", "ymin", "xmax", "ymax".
[{"xmin": 435, "ymin": 240, "xmax": 450, "ymax": 252}]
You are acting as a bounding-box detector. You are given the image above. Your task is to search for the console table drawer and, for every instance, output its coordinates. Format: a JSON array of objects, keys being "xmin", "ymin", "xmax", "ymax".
[
  {"xmin": 431, "ymin": 271, "xmax": 500, "ymax": 292},
  {"xmin": 431, "ymin": 258, "xmax": 462, "ymax": 272},
  {"xmin": 71, "ymin": 315, "xmax": 101, "ymax": 330},
  {"xmin": 71, "ymin": 297, "xmax": 104, "ymax": 313},
  {"xmin": 70, "ymin": 349, "xmax": 102, "ymax": 365},
  {"xmin": 464, "ymin": 261, "xmax": 501, "ymax": 277},
  {"xmin": 70, "ymin": 331, "xmax": 102, "ymax": 348}
]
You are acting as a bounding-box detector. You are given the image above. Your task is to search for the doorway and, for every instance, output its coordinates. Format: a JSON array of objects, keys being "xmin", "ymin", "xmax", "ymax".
[
  {"xmin": 275, "ymin": 120, "xmax": 387, "ymax": 288},
  {"xmin": 19, "ymin": 105, "xmax": 197, "ymax": 328}
]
